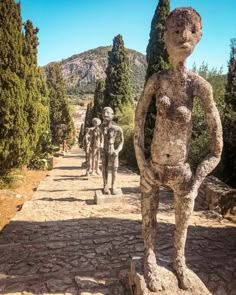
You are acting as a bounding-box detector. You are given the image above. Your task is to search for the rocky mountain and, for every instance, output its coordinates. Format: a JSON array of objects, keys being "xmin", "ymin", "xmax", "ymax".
[{"xmin": 57, "ymin": 46, "xmax": 147, "ymax": 100}]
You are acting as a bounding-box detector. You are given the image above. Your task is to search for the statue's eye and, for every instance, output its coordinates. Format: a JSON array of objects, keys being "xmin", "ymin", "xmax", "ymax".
[{"xmin": 175, "ymin": 30, "xmax": 180, "ymax": 34}]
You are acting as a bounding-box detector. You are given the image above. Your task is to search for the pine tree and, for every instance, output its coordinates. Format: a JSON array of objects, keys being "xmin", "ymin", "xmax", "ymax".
[
  {"xmin": 222, "ymin": 39, "xmax": 236, "ymax": 187},
  {"xmin": 23, "ymin": 20, "xmax": 50, "ymax": 162},
  {"xmin": 144, "ymin": 0, "xmax": 170, "ymax": 156},
  {"xmin": 45, "ymin": 63, "xmax": 74, "ymax": 146},
  {"xmin": 103, "ymin": 34, "xmax": 132, "ymax": 115},
  {"xmin": 0, "ymin": 0, "xmax": 29, "ymax": 174},
  {"xmin": 91, "ymin": 79, "xmax": 105, "ymax": 120}
]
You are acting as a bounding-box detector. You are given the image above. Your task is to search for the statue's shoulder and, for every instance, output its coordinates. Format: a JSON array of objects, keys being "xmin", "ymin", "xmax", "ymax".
[
  {"xmin": 188, "ymin": 71, "xmax": 211, "ymax": 88},
  {"xmin": 188, "ymin": 71, "xmax": 212, "ymax": 96},
  {"xmin": 111, "ymin": 123, "xmax": 123, "ymax": 133},
  {"xmin": 147, "ymin": 72, "xmax": 162, "ymax": 85}
]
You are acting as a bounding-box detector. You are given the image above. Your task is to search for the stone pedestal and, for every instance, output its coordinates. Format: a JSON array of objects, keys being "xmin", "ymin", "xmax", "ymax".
[
  {"xmin": 94, "ymin": 188, "xmax": 124, "ymax": 205},
  {"xmin": 128, "ymin": 257, "xmax": 212, "ymax": 295}
]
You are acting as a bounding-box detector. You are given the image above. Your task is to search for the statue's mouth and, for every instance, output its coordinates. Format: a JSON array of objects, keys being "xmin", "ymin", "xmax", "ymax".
[{"xmin": 180, "ymin": 43, "xmax": 191, "ymax": 49}]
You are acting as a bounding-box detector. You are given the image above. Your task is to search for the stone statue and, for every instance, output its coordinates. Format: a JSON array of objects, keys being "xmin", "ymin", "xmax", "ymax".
[
  {"xmin": 83, "ymin": 127, "xmax": 92, "ymax": 167},
  {"xmin": 87, "ymin": 118, "xmax": 102, "ymax": 175},
  {"xmin": 101, "ymin": 107, "xmax": 124, "ymax": 195},
  {"xmin": 134, "ymin": 7, "xmax": 223, "ymax": 292}
]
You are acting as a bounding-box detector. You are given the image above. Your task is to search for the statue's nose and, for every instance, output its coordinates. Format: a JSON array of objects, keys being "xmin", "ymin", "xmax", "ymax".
[{"xmin": 181, "ymin": 29, "xmax": 190, "ymax": 42}]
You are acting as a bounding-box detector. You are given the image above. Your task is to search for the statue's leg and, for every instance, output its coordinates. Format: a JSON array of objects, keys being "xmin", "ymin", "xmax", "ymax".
[
  {"xmin": 95, "ymin": 148, "xmax": 101, "ymax": 175},
  {"xmin": 111, "ymin": 156, "xmax": 119, "ymax": 195},
  {"xmin": 86, "ymin": 150, "xmax": 92, "ymax": 176},
  {"xmin": 91, "ymin": 149, "xmax": 95, "ymax": 175},
  {"xmin": 102, "ymin": 153, "xmax": 110, "ymax": 194},
  {"xmin": 142, "ymin": 187, "xmax": 165, "ymax": 292},
  {"xmin": 173, "ymin": 165, "xmax": 194, "ymax": 290}
]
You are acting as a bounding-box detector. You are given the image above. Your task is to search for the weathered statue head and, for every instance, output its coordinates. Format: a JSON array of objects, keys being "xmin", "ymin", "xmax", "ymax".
[
  {"xmin": 164, "ymin": 7, "xmax": 202, "ymax": 64},
  {"xmin": 102, "ymin": 107, "xmax": 114, "ymax": 123},
  {"xmin": 92, "ymin": 118, "xmax": 101, "ymax": 127}
]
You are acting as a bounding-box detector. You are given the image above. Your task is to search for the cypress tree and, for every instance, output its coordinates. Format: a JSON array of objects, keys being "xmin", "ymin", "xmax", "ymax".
[
  {"xmin": 222, "ymin": 39, "xmax": 236, "ymax": 187},
  {"xmin": 84, "ymin": 102, "xmax": 93, "ymax": 128},
  {"xmin": 144, "ymin": 0, "xmax": 170, "ymax": 155},
  {"xmin": 91, "ymin": 79, "xmax": 105, "ymax": 120},
  {"xmin": 78, "ymin": 123, "xmax": 84, "ymax": 146},
  {"xmin": 0, "ymin": 0, "xmax": 29, "ymax": 174},
  {"xmin": 45, "ymin": 63, "xmax": 74, "ymax": 146},
  {"xmin": 103, "ymin": 34, "xmax": 132, "ymax": 115},
  {"xmin": 23, "ymin": 20, "xmax": 50, "ymax": 162},
  {"xmin": 146, "ymin": 0, "xmax": 170, "ymax": 79}
]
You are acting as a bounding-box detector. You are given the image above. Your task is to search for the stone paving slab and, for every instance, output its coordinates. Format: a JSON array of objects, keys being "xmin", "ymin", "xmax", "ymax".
[{"xmin": 0, "ymin": 147, "xmax": 235, "ymax": 295}]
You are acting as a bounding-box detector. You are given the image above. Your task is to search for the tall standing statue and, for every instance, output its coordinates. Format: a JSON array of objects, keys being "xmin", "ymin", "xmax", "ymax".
[
  {"xmin": 101, "ymin": 107, "xmax": 124, "ymax": 195},
  {"xmin": 87, "ymin": 118, "xmax": 102, "ymax": 175},
  {"xmin": 134, "ymin": 7, "xmax": 223, "ymax": 292},
  {"xmin": 83, "ymin": 127, "xmax": 92, "ymax": 168}
]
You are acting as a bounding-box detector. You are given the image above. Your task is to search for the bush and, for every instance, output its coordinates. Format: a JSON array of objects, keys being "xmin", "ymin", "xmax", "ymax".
[{"xmin": 116, "ymin": 102, "xmax": 137, "ymax": 169}]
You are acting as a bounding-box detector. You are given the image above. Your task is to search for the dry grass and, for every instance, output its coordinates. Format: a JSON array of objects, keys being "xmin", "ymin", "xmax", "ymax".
[{"xmin": 0, "ymin": 169, "xmax": 48, "ymax": 230}]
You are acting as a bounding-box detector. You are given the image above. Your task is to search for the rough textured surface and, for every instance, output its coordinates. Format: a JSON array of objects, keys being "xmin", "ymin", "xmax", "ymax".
[
  {"xmin": 94, "ymin": 188, "xmax": 124, "ymax": 205},
  {"xmin": 57, "ymin": 46, "xmax": 147, "ymax": 100},
  {"xmin": 134, "ymin": 7, "xmax": 223, "ymax": 293},
  {"xmin": 101, "ymin": 107, "xmax": 124, "ymax": 195},
  {"xmin": 0, "ymin": 146, "xmax": 235, "ymax": 295},
  {"xmin": 129, "ymin": 257, "xmax": 212, "ymax": 295},
  {"xmin": 198, "ymin": 176, "xmax": 236, "ymax": 217}
]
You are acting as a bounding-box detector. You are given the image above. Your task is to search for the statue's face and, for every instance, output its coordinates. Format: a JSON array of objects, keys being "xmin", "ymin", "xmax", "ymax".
[
  {"xmin": 164, "ymin": 10, "xmax": 202, "ymax": 62},
  {"xmin": 92, "ymin": 118, "xmax": 101, "ymax": 127},
  {"xmin": 102, "ymin": 108, "xmax": 113, "ymax": 122}
]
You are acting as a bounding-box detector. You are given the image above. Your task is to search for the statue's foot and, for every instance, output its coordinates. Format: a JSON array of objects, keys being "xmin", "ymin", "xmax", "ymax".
[
  {"xmin": 173, "ymin": 258, "xmax": 191, "ymax": 290},
  {"xmin": 144, "ymin": 252, "xmax": 165, "ymax": 292},
  {"xmin": 96, "ymin": 169, "xmax": 101, "ymax": 175},
  {"xmin": 86, "ymin": 169, "xmax": 92, "ymax": 176},
  {"xmin": 103, "ymin": 186, "xmax": 111, "ymax": 195},
  {"xmin": 111, "ymin": 187, "xmax": 120, "ymax": 195}
]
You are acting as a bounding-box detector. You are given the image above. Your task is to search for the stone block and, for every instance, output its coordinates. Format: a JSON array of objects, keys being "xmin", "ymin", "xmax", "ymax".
[
  {"xmin": 128, "ymin": 257, "xmax": 212, "ymax": 295},
  {"xmin": 94, "ymin": 189, "xmax": 124, "ymax": 205}
]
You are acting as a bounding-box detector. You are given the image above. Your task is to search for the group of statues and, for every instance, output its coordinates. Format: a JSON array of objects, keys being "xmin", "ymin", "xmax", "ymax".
[
  {"xmin": 83, "ymin": 107, "xmax": 124, "ymax": 195},
  {"xmin": 81, "ymin": 7, "xmax": 223, "ymax": 294}
]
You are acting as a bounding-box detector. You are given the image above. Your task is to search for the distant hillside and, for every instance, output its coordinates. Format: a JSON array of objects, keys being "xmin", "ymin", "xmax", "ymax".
[{"xmin": 56, "ymin": 46, "xmax": 147, "ymax": 101}]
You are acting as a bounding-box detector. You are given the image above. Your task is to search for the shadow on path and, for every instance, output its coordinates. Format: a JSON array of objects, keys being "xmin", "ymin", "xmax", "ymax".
[{"xmin": 0, "ymin": 217, "xmax": 235, "ymax": 294}]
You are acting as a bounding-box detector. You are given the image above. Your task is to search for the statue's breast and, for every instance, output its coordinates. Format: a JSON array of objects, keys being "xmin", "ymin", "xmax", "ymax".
[{"xmin": 157, "ymin": 95, "xmax": 192, "ymax": 124}]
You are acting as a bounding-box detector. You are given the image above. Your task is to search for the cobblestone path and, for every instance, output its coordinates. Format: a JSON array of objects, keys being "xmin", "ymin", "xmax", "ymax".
[{"xmin": 0, "ymin": 146, "xmax": 235, "ymax": 295}]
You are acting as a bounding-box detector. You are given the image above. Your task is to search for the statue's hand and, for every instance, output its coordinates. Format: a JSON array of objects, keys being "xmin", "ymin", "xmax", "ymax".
[
  {"xmin": 112, "ymin": 150, "xmax": 119, "ymax": 157},
  {"xmin": 140, "ymin": 165, "xmax": 159, "ymax": 194}
]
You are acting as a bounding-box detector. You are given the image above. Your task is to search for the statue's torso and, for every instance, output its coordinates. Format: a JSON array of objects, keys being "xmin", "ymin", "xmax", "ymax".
[
  {"xmin": 151, "ymin": 72, "xmax": 194, "ymax": 166},
  {"xmin": 102, "ymin": 123, "xmax": 122, "ymax": 155}
]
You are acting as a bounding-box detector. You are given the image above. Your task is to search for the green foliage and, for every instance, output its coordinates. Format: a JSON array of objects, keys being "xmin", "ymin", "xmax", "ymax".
[
  {"xmin": 222, "ymin": 39, "xmax": 236, "ymax": 187},
  {"xmin": 116, "ymin": 102, "xmax": 137, "ymax": 168},
  {"xmin": 45, "ymin": 63, "xmax": 74, "ymax": 146},
  {"xmin": 23, "ymin": 21, "xmax": 50, "ymax": 165},
  {"xmin": 190, "ymin": 63, "xmax": 226, "ymax": 170},
  {"xmin": 103, "ymin": 35, "xmax": 133, "ymax": 115},
  {"xmin": 144, "ymin": 0, "xmax": 170, "ymax": 157},
  {"xmin": 91, "ymin": 80, "xmax": 105, "ymax": 120},
  {"xmin": 146, "ymin": 0, "xmax": 170, "ymax": 79},
  {"xmin": 0, "ymin": 0, "xmax": 29, "ymax": 174}
]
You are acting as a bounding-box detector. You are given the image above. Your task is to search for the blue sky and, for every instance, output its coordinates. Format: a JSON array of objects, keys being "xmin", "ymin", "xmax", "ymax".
[{"xmin": 20, "ymin": 0, "xmax": 236, "ymax": 73}]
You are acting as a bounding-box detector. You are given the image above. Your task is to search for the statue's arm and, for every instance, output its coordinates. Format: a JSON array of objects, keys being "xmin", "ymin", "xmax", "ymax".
[
  {"xmin": 100, "ymin": 126, "xmax": 104, "ymax": 150},
  {"xmin": 116, "ymin": 127, "xmax": 124, "ymax": 154},
  {"xmin": 193, "ymin": 77, "xmax": 223, "ymax": 190},
  {"xmin": 134, "ymin": 74, "xmax": 157, "ymax": 172}
]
